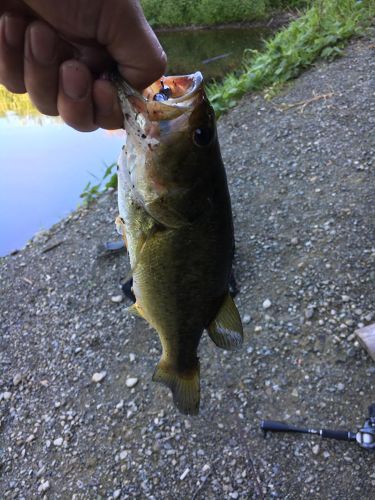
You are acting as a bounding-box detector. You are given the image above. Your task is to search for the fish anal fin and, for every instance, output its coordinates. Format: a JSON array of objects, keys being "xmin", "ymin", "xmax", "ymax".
[
  {"xmin": 152, "ymin": 359, "xmax": 200, "ymax": 415},
  {"xmin": 207, "ymin": 293, "xmax": 243, "ymax": 350},
  {"xmin": 126, "ymin": 302, "xmax": 145, "ymax": 319}
]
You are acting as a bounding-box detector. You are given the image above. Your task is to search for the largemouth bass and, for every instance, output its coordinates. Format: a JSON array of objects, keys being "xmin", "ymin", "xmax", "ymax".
[{"xmin": 114, "ymin": 72, "xmax": 243, "ymax": 415}]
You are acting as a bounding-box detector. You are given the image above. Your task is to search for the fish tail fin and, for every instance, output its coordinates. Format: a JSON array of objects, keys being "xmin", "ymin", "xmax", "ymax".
[{"xmin": 152, "ymin": 359, "xmax": 200, "ymax": 415}]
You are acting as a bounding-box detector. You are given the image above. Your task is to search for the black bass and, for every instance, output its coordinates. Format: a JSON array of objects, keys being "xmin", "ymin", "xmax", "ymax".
[{"xmin": 114, "ymin": 72, "xmax": 243, "ymax": 415}]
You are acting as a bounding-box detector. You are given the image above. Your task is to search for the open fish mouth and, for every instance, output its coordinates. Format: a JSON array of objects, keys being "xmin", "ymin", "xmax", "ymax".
[{"xmin": 114, "ymin": 72, "xmax": 205, "ymax": 142}]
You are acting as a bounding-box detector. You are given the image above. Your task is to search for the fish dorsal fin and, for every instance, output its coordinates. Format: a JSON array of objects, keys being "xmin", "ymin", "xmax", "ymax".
[
  {"xmin": 207, "ymin": 293, "xmax": 243, "ymax": 350},
  {"xmin": 126, "ymin": 302, "xmax": 145, "ymax": 319}
]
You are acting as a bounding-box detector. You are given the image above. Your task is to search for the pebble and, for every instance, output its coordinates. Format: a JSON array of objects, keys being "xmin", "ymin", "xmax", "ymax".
[
  {"xmin": 38, "ymin": 481, "xmax": 50, "ymax": 494},
  {"xmin": 242, "ymin": 314, "xmax": 251, "ymax": 324},
  {"xmin": 125, "ymin": 377, "xmax": 138, "ymax": 388},
  {"xmin": 53, "ymin": 437, "xmax": 63, "ymax": 447},
  {"xmin": 92, "ymin": 371, "xmax": 107, "ymax": 383},
  {"xmin": 119, "ymin": 450, "xmax": 128, "ymax": 460},
  {"xmin": 305, "ymin": 307, "xmax": 315, "ymax": 319},
  {"xmin": 111, "ymin": 294, "xmax": 123, "ymax": 303},
  {"xmin": 113, "ymin": 489, "xmax": 122, "ymax": 499},
  {"xmin": 262, "ymin": 299, "xmax": 272, "ymax": 310},
  {"xmin": 337, "ymin": 382, "xmax": 345, "ymax": 391},
  {"xmin": 1, "ymin": 391, "xmax": 12, "ymax": 401},
  {"xmin": 312, "ymin": 444, "xmax": 320, "ymax": 455},
  {"xmin": 180, "ymin": 468, "xmax": 190, "ymax": 480},
  {"xmin": 129, "ymin": 353, "xmax": 136, "ymax": 362},
  {"xmin": 13, "ymin": 373, "xmax": 23, "ymax": 386}
]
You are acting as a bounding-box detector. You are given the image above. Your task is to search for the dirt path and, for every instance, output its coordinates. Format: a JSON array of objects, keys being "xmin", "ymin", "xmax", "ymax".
[{"xmin": 1, "ymin": 34, "xmax": 375, "ymax": 499}]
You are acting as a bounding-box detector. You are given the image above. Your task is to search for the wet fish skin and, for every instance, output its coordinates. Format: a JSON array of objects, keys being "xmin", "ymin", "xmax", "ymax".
[{"xmin": 115, "ymin": 72, "xmax": 243, "ymax": 414}]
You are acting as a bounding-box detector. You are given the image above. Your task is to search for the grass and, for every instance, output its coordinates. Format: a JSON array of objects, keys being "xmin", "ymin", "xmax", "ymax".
[{"xmin": 207, "ymin": 0, "xmax": 375, "ymax": 116}]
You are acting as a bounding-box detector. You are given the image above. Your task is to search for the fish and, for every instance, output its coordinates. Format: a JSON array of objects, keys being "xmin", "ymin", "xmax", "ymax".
[{"xmin": 113, "ymin": 72, "xmax": 243, "ymax": 415}]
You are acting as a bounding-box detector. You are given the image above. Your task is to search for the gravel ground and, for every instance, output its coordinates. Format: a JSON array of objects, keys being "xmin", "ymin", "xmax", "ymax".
[{"xmin": 1, "ymin": 34, "xmax": 375, "ymax": 499}]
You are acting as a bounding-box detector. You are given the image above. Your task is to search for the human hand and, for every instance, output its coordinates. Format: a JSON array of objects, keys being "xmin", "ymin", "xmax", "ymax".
[{"xmin": 0, "ymin": 0, "xmax": 166, "ymax": 130}]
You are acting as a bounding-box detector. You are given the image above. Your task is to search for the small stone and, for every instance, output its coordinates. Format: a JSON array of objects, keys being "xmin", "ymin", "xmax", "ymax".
[
  {"xmin": 342, "ymin": 295, "xmax": 351, "ymax": 302},
  {"xmin": 291, "ymin": 237, "xmax": 299, "ymax": 245},
  {"xmin": 26, "ymin": 434, "xmax": 35, "ymax": 443},
  {"xmin": 262, "ymin": 299, "xmax": 272, "ymax": 309},
  {"xmin": 92, "ymin": 371, "xmax": 107, "ymax": 383},
  {"xmin": 323, "ymin": 451, "xmax": 330, "ymax": 459},
  {"xmin": 53, "ymin": 437, "xmax": 63, "ymax": 446},
  {"xmin": 116, "ymin": 400, "xmax": 124, "ymax": 410},
  {"xmin": 180, "ymin": 468, "xmax": 189, "ymax": 480},
  {"xmin": 305, "ymin": 307, "xmax": 315, "ymax": 319},
  {"xmin": 113, "ymin": 489, "xmax": 122, "ymax": 499},
  {"xmin": 312, "ymin": 444, "xmax": 320, "ymax": 455},
  {"xmin": 13, "ymin": 373, "xmax": 23, "ymax": 386},
  {"xmin": 38, "ymin": 481, "xmax": 50, "ymax": 493},
  {"xmin": 242, "ymin": 314, "xmax": 251, "ymax": 324},
  {"xmin": 125, "ymin": 377, "xmax": 138, "ymax": 388},
  {"xmin": 111, "ymin": 294, "xmax": 123, "ymax": 303},
  {"xmin": 119, "ymin": 450, "xmax": 128, "ymax": 460},
  {"xmin": 129, "ymin": 353, "xmax": 136, "ymax": 362},
  {"xmin": 337, "ymin": 382, "xmax": 345, "ymax": 391},
  {"xmin": 291, "ymin": 388, "xmax": 299, "ymax": 397},
  {"xmin": 1, "ymin": 391, "xmax": 11, "ymax": 401}
]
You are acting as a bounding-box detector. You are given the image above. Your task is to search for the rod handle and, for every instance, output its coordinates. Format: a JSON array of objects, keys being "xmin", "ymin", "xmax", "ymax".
[
  {"xmin": 261, "ymin": 420, "xmax": 304, "ymax": 434},
  {"xmin": 321, "ymin": 429, "xmax": 355, "ymax": 441}
]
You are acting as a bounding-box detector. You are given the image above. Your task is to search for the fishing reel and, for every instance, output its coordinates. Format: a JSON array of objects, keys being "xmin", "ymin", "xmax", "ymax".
[{"xmin": 261, "ymin": 403, "xmax": 375, "ymax": 451}]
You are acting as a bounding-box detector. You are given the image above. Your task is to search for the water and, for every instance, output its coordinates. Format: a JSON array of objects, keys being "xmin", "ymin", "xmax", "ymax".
[
  {"xmin": 0, "ymin": 115, "xmax": 124, "ymax": 256},
  {"xmin": 0, "ymin": 26, "xmax": 272, "ymax": 257},
  {"xmin": 159, "ymin": 27, "xmax": 271, "ymax": 81}
]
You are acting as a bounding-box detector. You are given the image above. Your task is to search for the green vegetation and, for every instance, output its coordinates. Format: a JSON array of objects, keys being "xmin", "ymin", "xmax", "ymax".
[
  {"xmin": 141, "ymin": 0, "xmax": 309, "ymax": 28},
  {"xmin": 0, "ymin": 85, "xmax": 37, "ymax": 117},
  {"xmin": 208, "ymin": 0, "xmax": 375, "ymax": 116},
  {"xmin": 80, "ymin": 163, "xmax": 118, "ymax": 205}
]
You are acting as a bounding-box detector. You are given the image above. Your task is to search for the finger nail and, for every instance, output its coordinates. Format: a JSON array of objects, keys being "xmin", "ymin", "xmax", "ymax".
[
  {"xmin": 61, "ymin": 62, "xmax": 90, "ymax": 100},
  {"xmin": 3, "ymin": 14, "xmax": 25, "ymax": 48},
  {"xmin": 28, "ymin": 24, "xmax": 56, "ymax": 65}
]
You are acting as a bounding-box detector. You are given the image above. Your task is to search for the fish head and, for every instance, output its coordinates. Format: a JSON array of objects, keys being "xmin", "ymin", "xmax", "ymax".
[{"xmin": 119, "ymin": 72, "xmax": 220, "ymax": 200}]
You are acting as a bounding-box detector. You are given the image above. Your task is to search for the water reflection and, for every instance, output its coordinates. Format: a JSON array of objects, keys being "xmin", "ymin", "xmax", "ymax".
[
  {"xmin": 0, "ymin": 113, "xmax": 124, "ymax": 256},
  {"xmin": 158, "ymin": 27, "xmax": 271, "ymax": 80}
]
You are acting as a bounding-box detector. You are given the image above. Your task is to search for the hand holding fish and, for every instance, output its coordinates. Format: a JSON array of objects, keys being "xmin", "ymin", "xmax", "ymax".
[{"xmin": 0, "ymin": 0, "xmax": 166, "ymax": 130}]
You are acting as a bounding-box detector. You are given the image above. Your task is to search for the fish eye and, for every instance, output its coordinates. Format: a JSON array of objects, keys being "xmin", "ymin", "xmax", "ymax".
[{"xmin": 193, "ymin": 127, "xmax": 215, "ymax": 147}]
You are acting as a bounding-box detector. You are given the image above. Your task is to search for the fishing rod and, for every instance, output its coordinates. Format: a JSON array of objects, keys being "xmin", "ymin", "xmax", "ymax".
[{"xmin": 261, "ymin": 403, "xmax": 375, "ymax": 450}]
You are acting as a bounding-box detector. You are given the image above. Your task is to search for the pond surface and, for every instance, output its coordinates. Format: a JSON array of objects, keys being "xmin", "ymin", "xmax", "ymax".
[
  {"xmin": 0, "ymin": 116, "xmax": 124, "ymax": 256},
  {"xmin": 0, "ymin": 26, "xmax": 273, "ymax": 257},
  {"xmin": 158, "ymin": 26, "xmax": 272, "ymax": 81}
]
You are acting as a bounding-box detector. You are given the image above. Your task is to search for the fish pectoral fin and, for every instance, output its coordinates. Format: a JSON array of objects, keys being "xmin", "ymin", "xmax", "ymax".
[
  {"xmin": 207, "ymin": 293, "xmax": 243, "ymax": 350},
  {"xmin": 126, "ymin": 302, "xmax": 145, "ymax": 319},
  {"xmin": 152, "ymin": 359, "xmax": 200, "ymax": 415},
  {"xmin": 115, "ymin": 215, "xmax": 128, "ymax": 249}
]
